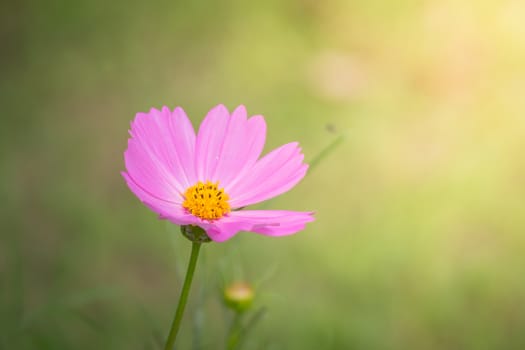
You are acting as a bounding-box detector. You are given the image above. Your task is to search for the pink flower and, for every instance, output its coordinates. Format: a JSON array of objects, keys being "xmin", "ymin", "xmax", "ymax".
[{"xmin": 122, "ymin": 105, "xmax": 314, "ymax": 242}]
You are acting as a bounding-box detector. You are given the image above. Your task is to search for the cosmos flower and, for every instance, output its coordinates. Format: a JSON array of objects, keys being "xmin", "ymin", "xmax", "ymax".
[{"xmin": 122, "ymin": 105, "xmax": 314, "ymax": 242}]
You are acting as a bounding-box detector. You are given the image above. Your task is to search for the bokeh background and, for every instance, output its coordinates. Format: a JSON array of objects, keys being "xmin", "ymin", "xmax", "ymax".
[{"xmin": 2, "ymin": 0, "xmax": 525, "ymax": 349}]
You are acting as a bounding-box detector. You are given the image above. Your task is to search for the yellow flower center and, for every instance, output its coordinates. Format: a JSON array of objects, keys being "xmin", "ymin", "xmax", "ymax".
[{"xmin": 182, "ymin": 181, "xmax": 231, "ymax": 220}]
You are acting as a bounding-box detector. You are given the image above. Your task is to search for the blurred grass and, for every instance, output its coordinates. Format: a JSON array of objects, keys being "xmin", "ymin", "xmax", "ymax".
[{"xmin": 2, "ymin": 0, "xmax": 525, "ymax": 349}]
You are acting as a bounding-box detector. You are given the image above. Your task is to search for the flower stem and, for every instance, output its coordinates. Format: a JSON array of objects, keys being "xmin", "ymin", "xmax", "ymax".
[
  {"xmin": 226, "ymin": 313, "xmax": 243, "ymax": 350},
  {"xmin": 164, "ymin": 241, "xmax": 202, "ymax": 350}
]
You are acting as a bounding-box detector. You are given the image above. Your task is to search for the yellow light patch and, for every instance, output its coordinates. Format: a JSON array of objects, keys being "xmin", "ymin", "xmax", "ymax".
[{"xmin": 182, "ymin": 181, "xmax": 231, "ymax": 220}]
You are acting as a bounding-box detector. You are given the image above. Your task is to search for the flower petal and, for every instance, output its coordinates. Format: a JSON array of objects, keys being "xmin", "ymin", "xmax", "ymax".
[
  {"xmin": 202, "ymin": 210, "xmax": 314, "ymax": 242},
  {"xmin": 228, "ymin": 142, "xmax": 308, "ymax": 208},
  {"xmin": 122, "ymin": 172, "xmax": 197, "ymax": 226},
  {"xmin": 125, "ymin": 106, "xmax": 196, "ymax": 202},
  {"xmin": 194, "ymin": 105, "xmax": 266, "ymax": 190},
  {"xmin": 169, "ymin": 107, "xmax": 198, "ymax": 186},
  {"xmin": 194, "ymin": 104, "xmax": 230, "ymax": 182},
  {"xmin": 214, "ymin": 106, "xmax": 267, "ymax": 191}
]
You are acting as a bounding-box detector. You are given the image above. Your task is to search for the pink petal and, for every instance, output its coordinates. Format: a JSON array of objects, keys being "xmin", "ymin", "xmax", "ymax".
[
  {"xmin": 194, "ymin": 105, "xmax": 266, "ymax": 190},
  {"xmin": 202, "ymin": 210, "xmax": 315, "ymax": 242},
  {"xmin": 125, "ymin": 107, "xmax": 197, "ymax": 203},
  {"xmin": 228, "ymin": 142, "xmax": 308, "ymax": 208},
  {"xmin": 122, "ymin": 172, "xmax": 197, "ymax": 226},
  {"xmin": 213, "ymin": 106, "xmax": 267, "ymax": 191},
  {"xmin": 169, "ymin": 107, "xmax": 198, "ymax": 186},
  {"xmin": 194, "ymin": 104, "xmax": 230, "ymax": 182},
  {"xmin": 125, "ymin": 138, "xmax": 182, "ymax": 203}
]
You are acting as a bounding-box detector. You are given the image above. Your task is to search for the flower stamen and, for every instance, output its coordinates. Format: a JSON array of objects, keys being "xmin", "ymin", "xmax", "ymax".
[{"xmin": 182, "ymin": 181, "xmax": 231, "ymax": 220}]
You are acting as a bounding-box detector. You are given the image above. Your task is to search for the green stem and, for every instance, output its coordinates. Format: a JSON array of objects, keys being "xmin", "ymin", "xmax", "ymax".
[
  {"xmin": 226, "ymin": 312, "xmax": 243, "ymax": 350},
  {"xmin": 164, "ymin": 242, "xmax": 202, "ymax": 350}
]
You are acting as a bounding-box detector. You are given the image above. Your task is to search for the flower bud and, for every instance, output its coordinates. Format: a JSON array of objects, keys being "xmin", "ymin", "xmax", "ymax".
[
  {"xmin": 223, "ymin": 282, "xmax": 254, "ymax": 313},
  {"xmin": 180, "ymin": 225, "xmax": 211, "ymax": 243}
]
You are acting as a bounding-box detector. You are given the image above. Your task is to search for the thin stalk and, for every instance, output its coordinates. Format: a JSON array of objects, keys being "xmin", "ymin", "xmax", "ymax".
[
  {"xmin": 226, "ymin": 313, "xmax": 243, "ymax": 350},
  {"xmin": 164, "ymin": 242, "xmax": 202, "ymax": 350},
  {"xmin": 227, "ymin": 307, "xmax": 267, "ymax": 350},
  {"xmin": 308, "ymin": 133, "xmax": 345, "ymax": 173}
]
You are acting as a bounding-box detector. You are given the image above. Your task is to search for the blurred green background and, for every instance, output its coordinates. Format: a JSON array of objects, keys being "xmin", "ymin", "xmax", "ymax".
[{"xmin": 2, "ymin": 0, "xmax": 525, "ymax": 349}]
